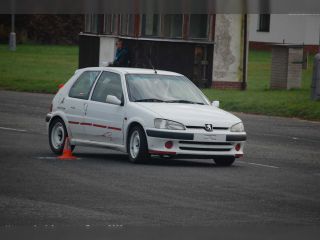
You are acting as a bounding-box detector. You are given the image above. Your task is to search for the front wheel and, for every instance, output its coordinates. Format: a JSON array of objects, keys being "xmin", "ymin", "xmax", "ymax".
[
  {"xmin": 213, "ymin": 156, "xmax": 235, "ymax": 167},
  {"xmin": 127, "ymin": 126, "xmax": 150, "ymax": 163}
]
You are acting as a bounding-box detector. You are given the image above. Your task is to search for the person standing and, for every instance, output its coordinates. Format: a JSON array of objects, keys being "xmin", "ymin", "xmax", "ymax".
[{"xmin": 109, "ymin": 39, "xmax": 130, "ymax": 67}]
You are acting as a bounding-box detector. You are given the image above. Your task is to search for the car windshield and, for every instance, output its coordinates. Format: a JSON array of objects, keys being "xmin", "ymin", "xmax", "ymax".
[{"xmin": 125, "ymin": 74, "xmax": 209, "ymax": 105}]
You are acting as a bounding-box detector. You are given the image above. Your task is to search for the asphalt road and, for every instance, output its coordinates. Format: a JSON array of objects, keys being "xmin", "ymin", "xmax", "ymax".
[{"xmin": 0, "ymin": 90, "xmax": 320, "ymax": 227}]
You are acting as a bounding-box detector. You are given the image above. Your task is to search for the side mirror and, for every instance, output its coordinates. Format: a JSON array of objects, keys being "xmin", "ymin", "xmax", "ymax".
[
  {"xmin": 106, "ymin": 95, "xmax": 121, "ymax": 105},
  {"xmin": 212, "ymin": 100, "xmax": 220, "ymax": 108}
]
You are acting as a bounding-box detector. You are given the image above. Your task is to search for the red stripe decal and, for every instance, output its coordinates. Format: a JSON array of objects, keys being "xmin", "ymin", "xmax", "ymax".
[
  {"xmin": 149, "ymin": 150, "xmax": 176, "ymax": 155},
  {"xmin": 108, "ymin": 126, "xmax": 122, "ymax": 131},
  {"xmin": 80, "ymin": 122, "xmax": 92, "ymax": 126},
  {"xmin": 69, "ymin": 121, "xmax": 119, "ymax": 131},
  {"xmin": 93, "ymin": 124, "xmax": 107, "ymax": 129},
  {"xmin": 68, "ymin": 121, "xmax": 79, "ymax": 125}
]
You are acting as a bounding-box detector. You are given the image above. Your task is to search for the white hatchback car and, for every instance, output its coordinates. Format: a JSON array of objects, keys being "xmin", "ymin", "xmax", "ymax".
[{"xmin": 46, "ymin": 67, "xmax": 246, "ymax": 166}]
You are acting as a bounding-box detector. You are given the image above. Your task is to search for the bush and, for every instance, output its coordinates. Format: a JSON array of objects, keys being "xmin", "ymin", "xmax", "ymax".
[{"xmin": 0, "ymin": 15, "xmax": 84, "ymax": 45}]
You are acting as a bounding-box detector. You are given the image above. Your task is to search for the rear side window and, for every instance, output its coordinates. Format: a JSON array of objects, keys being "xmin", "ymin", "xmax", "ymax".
[
  {"xmin": 69, "ymin": 71, "xmax": 100, "ymax": 99},
  {"xmin": 91, "ymin": 71, "xmax": 123, "ymax": 103}
]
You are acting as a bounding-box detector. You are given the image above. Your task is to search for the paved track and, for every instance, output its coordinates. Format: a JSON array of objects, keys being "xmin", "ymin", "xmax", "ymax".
[{"xmin": 0, "ymin": 90, "xmax": 320, "ymax": 226}]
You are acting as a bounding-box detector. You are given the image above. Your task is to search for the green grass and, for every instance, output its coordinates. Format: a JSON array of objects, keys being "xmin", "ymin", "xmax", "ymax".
[
  {"xmin": 0, "ymin": 44, "xmax": 78, "ymax": 93},
  {"xmin": 0, "ymin": 44, "xmax": 320, "ymax": 120},
  {"xmin": 203, "ymin": 50, "xmax": 320, "ymax": 121}
]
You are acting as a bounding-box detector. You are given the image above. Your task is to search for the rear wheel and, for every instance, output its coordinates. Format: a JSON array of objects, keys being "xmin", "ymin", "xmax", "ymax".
[
  {"xmin": 49, "ymin": 118, "xmax": 74, "ymax": 155},
  {"xmin": 127, "ymin": 125, "xmax": 150, "ymax": 163},
  {"xmin": 213, "ymin": 156, "xmax": 235, "ymax": 166}
]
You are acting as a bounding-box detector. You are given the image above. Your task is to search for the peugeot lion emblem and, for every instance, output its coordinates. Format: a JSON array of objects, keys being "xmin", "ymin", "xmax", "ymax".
[{"xmin": 205, "ymin": 124, "xmax": 213, "ymax": 132}]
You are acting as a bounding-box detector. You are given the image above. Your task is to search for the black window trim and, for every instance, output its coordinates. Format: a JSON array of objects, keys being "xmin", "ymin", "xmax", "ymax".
[{"xmin": 68, "ymin": 70, "xmax": 102, "ymax": 100}]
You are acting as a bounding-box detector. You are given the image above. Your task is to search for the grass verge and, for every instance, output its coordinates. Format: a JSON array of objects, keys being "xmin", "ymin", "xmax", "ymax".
[
  {"xmin": 0, "ymin": 44, "xmax": 78, "ymax": 93},
  {"xmin": 0, "ymin": 44, "xmax": 319, "ymax": 120},
  {"xmin": 203, "ymin": 51, "xmax": 320, "ymax": 121}
]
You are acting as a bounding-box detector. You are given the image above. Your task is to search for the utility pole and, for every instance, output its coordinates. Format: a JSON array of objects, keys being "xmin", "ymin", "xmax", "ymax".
[
  {"xmin": 318, "ymin": 25, "xmax": 320, "ymax": 53},
  {"xmin": 9, "ymin": 14, "xmax": 16, "ymax": 51},
  {"xmin": 241, "ymin": 14, "xmax": 248, "ymax": 90}
]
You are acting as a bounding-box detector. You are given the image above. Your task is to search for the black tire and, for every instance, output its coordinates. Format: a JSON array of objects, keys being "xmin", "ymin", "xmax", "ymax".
[
  {"xmin": 127, "ymin": 125, "xmax": 150, "ymax": 163},
  {"xmin": 213, "ymin": 156, "xmax": 235, "ymax": 167},
  {"xmin": 49, "ymin": 118, "xmax": 75, "ymax": 155}
]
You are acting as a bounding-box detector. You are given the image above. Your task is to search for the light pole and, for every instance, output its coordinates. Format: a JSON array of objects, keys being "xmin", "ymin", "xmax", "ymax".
[
  {"xmin": 318, "ymin": 25, "xmax": 320, "ymax": 53},
  {"xmin": 9, "ymin": 14, "xmax": 16, "ymax": 51}
]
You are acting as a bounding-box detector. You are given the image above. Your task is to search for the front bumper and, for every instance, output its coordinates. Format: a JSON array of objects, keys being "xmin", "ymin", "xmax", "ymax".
[
  {"xmin": 146, "ymin": 129, "xmax": 246, "ymax": 157},
  {"xmin": 45, "ymin": 113, "xmax": 53, "ymax": 132},
  {"xmin": 45, "ymin": 113, "xmax": 52, "ymax": 123}
]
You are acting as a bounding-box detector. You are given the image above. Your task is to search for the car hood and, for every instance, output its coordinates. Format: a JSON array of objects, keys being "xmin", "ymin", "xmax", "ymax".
[{"xmin": 136, "ymin": 103, "xmax": 241, "ymax": 127}]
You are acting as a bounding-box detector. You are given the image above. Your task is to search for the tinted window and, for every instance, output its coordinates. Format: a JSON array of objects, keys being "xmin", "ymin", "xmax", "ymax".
[
  {"xmin": 69, "ymin": 71, "xmax": 100, "ymax": 100},
  {"xmin": 141, "ymin": 14, "xmax": 160, "ymax": 36},
  {"xmin": 189, "ymin": 15, "xmax": 208, "ymax": 39},
  {"xmin": 163, "ymin": 15, "xmax": 183, "ymax": 38},
  {"xmin": 91, "ymin": 72, "xmax": 123, "ymax": 103},
  {"xmin": 258, "ymin": 14, "xmax": 270, "ymax": 32}
]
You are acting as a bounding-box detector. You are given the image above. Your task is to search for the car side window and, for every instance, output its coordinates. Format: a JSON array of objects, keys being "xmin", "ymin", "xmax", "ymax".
[
  {"xmin": 91, "ymin": 72, "xmax": 123, "ymax": 103},
  {"xmin": 69, "ymin": 71, "xmax": 100, "ymax": 100}
]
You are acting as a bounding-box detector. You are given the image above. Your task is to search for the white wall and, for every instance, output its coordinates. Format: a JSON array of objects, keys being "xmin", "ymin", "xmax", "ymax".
[
  {"xmin": 99, "ymin": 36, "xmax": 117, "ymax": 66},
  {"xmin": 249, "ymin": 14, "xmax": 320, "ymax": 45},
  {"xmin": 212, "ymin": 14, "xmax": 244, "ymax": 83}
]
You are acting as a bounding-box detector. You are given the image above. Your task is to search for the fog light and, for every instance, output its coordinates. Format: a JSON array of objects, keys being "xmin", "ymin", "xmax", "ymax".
[
  {"xmin": 165, "ymin": 141, "xmax": 173, "ymax": 149},
  {"xmin": 235, "ymin": 144, "xmax": 241, "ymax": 151}
]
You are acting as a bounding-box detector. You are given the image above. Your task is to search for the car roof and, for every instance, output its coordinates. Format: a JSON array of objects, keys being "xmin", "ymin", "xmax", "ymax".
[{"xmin": 77, "ymin": 67, "xmax": 183, "ymax": 76}]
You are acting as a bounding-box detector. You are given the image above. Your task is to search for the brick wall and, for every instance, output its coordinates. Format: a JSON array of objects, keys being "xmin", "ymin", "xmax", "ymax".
[
  {"xmin": 249, "ymin": 41, "xmax": 273, "ymax": 51},
  {"xmin": 287, "ymin": 48, "xmax": 303, "ymax": 89},
  {"xmin": 211, "ymin": 81, "xmax": 242, "ymax": 89},
  {"xmin": 250, "ymin": 41, "xmax": 320, "ymax": 54},
  {"xmin": 270, "ymin": 46, "xmax": 303, "ymax": 89}
]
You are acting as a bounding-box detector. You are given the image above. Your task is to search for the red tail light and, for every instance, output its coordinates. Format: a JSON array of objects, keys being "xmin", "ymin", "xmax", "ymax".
[{"xmin": 58, "ymin": 84, "xmax": 64, "ymax": 89}]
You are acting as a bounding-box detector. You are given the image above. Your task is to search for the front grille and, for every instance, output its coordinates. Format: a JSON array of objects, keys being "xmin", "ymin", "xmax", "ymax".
[
  {"xmin": 186, "ymin": 126, "xmax": 229, "ymax": 130},
  {"xmin": 179, "ymin": 147, "xmax": 232, "ymax": 152},
  {"xmin": 179, "ymin": 141, "xmax": 232, "ymax": 146},
  {"xmin": 179, "ymin": 141, "xmax": 233, "ymax": 152}
]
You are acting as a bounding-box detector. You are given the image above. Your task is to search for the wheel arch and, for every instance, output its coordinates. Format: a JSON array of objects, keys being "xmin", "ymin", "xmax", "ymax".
[
  {"xmin": 49, "ymin": 113, "xmax": 72, "ymax": 138},
  {"xmin": 125, "ymin": 121, "xmax": 145, "ymax": 152}
]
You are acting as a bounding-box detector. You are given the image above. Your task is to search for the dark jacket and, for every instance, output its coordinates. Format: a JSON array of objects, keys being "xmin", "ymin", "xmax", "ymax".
[{"xmin": 112, "ymin": 47, "xmax": 130, "ymax": 67}]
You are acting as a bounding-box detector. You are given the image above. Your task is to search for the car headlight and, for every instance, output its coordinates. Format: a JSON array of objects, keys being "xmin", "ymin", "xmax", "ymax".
[
  {"xmin": 154, "ymin": 119, "xmax": 186, "ymax": 130},
  {"xmin": 230, "ymin": 122, "xmax": 245, "ymax": 132}
]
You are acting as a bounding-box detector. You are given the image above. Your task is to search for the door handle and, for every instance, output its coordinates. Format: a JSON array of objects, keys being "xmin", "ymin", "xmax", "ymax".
[
  {"xmin": 70, "ymin": 106, "xmax": 76, "ymax": 109},
  {"xmin": 84, "ymin": 103, "xmax": 88, "ymax": 115}
]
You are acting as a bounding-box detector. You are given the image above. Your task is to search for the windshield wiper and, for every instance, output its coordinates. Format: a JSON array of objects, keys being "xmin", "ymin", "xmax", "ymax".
[
  {"xmin": 165, "ymin": 100, "xmax": 205, "ymax": 105},
  {"xmin": 134, "ymin": 98, "xmax": 165, "ymax": 102}
]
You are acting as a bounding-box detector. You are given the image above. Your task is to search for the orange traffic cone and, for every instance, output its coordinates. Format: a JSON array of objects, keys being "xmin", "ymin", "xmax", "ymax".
[{"xmin": 58, "ymin": 137, "xmax": 77, "ymax": 160}]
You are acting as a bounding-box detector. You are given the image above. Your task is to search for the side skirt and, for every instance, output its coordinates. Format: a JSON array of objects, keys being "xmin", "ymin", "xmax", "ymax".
[{"xmin": 71, "ymin": 139, "xmax": 127, "ymax": 153}]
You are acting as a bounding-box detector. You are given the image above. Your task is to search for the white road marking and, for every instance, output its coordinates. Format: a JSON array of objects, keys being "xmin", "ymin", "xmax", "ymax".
[
  {"xmin": 37, "ymin": 156, "xmax": 81, "ymax": 160},
  {"xmin": 253, "ymin": 132, "xmax": 320, "ymax": 143},
  {"xmin": 0, "ymin": 126, "xmax": 27, "ymax": 132},
  {"xmin": 37, "ymin": 157, "xmax": 57, "ymax": 160},
  {"xmin": 238, "ymin": 161, "xmax": 279, "ymax": 169}
]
